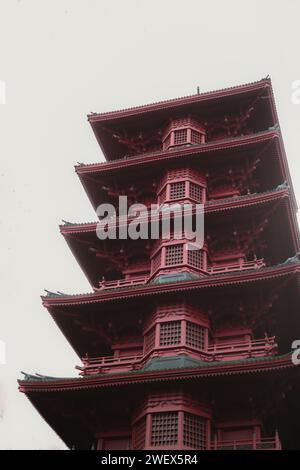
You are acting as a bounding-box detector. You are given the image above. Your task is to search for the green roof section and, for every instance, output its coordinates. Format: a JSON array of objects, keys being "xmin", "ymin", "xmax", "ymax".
[
  {"xmin": 141, "ymin": 353, "xmax": 293, "ymax": 371},
  {"xmin": 43, "ymin": 255, "xmax": 300, "ymax": 299},
  {"xmin": 20, "ymin": 352, "xmax": 293, "ymax": 383},
  {"xmin": 151, "ymin": 272, "xmax": 199, "ymax": 285},
  {"xmin": 142, "ymin": 355, "xmax": 205, "ymax": 371}
]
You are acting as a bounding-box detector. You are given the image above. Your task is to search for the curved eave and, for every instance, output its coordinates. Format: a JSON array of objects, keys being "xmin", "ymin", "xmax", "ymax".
[
  {"xmin": 18, "ymin": 353, "xmax": 298, "ymax": 393},
  {"xmin": 60, "ymin": 187, "xmax": 294, "ymax": 233},
  {"xmin": 42, "ymin": 261, "xmax": 300, "ymax": 308},
  {"xmin": 76, "ymin": 129, "xmax": 279, "ymax": 175},
  {"xmin": 88, "ymin": 79, "xmax": 272, "ymax": 123},
  {"xmin": 58, "ymin": 190, "xmax": 299, "ymax": 288},
  {"xmin": 76, "ymin": 129, "xmax": 297, "ymax": 212}
]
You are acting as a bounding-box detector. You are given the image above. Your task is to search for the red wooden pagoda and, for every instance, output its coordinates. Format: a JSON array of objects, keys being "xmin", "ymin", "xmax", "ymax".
[{"xmin": 19, "ymin": 79, "xmax": 300, "ymax": 450}]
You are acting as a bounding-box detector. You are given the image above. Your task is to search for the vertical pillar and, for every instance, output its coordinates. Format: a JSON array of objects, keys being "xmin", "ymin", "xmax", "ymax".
[
  {"xmin": 206, "ymin": 420, "xmax": 211, "ymax": 450},
  {"xmin": 275, "ymin": 429, "xmax": 281, "ymax": 449},
  {"xmin": 203, "ymin": 250, "xmax": 208, "ymax": 272},
  {"xmin": 183, "ymin": 243, "xmax": 188, "ymax": 266},
  {"xmin": 181, "ymin": 320, "xmax": 187, "ymax": 347},
  {"xmin": 187, "ymin": 128, "xmax": 192, "ymax": 144},
  {"xmin": 145, "ymin": 414, "xmax": 152, "ymax": 449},
  {"xmin": 166, "ymin": 183, "xmax": 171, "ymax": 202},
  {"xmin": 155, "ymin": 323, "xmax": 160, "ymax": 349},
  {"xmin": 204, "ymin": 327, "xmax": 209, "ymax": 351},
  {"xmin": 178, "ymin": 411, "xmax": 184, "ymax": 448},
  {"xmin": 161, "ymin": 246, "xmax": 166, "ymax": 268},
  {"xmin": 185, "ymin": 180, "xmax": 190, "ymax": 201},
  {"xmin": 170, "ymin": 131, "xmax": 175, "ymax": 148}
]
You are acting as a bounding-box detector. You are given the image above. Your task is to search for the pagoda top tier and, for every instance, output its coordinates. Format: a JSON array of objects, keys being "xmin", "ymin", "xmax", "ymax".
[{"xmin": 88, "ymin": 79, "xmax": 277, "ymax": 161}]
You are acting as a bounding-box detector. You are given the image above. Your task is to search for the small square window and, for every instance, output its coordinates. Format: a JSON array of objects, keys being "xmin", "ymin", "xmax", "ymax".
[
  {"xmin": 170, "ymin": 181, "xmax": 186, "ymax": 200},
  {"xmin": 174, "ymin": 129, "xmax": 187, "ymax": 145},
  {"xmin": 186, "ymin": 322, "xmax": 205, "ymax": 350},
  {"xmin": 191, "ymin": 130, "xmax": 202, "ymax": 145},
  {"xmin": 190, "ymin": 182, "xmax": 203, "ymax": 202},
  {"xmin": 160, "ymin": 321, "xmax": 181, "ymax": 346},
  {"xmin": 151, "ymin": 412, "xmax": 178, "ymax": 446},
  {"xmin": 165, "ymin": 244, "xmax": 184, "ymax": 266},
  {"xmin": 183, "ymin": 413, "xmax": 207, "ymax": 449}
]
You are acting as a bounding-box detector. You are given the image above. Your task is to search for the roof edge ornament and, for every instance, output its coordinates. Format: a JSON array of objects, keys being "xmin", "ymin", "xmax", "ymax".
[
  {"xmin": 61, "ymin": 220, "xmax": 76, "ymax": 226},
  {"xmin": 276, "ymin": 181, "xmax": 289, "ymax": 190},
  {"xmin": 283, "ymin": 252, "xmax": 300, "ymax": 265},
  {"xmin": 44, "ymin": 289, "xmax": 66, "ymax": 297}
]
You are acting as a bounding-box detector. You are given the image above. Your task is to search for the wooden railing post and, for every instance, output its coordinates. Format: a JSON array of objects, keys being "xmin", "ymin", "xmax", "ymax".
[
  {"xmin": 252, "ymin": 431, "xmax": 256, "ymax": 450},
  {"xmin": 275, "ymin": 429, "xmax": 281, "ymax": 449}
]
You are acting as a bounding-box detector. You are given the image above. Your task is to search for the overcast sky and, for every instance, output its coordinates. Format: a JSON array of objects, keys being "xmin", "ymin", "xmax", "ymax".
[{"xmin": 1, "ymin": 0, "xmax": 300, "ymax": 449}]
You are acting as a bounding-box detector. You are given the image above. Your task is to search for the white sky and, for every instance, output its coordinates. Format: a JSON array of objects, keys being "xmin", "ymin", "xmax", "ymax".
[{"xmin": 0, "ymin": 0, "xmax": 300, "ymax": 449}]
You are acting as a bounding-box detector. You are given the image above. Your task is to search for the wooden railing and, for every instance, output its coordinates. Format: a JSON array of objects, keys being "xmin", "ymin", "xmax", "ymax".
[
  {"xmin": 208, "ymin": 336, "xmax": 277, "ymax": 359},
  {"xmin": 76, "ymin": 353, "xmax": 143, "ymax": 375},
  {"xmin": 98, "ymin": 275, "xmax": 149, "ymax": 290},
  {"xmin": 211, "ymin": 436, "xmax": 281, "ymax": 450},
  {"xmin": 208, "ymin": 258, "xmax": 265, "ymax": 275},
  {"xmin": 77, "ymin": 336, "xmax": 277, "ymax": 375},
  {"xmin": 96, "ymin": 260, "xmax": 266, "ymax": 291}
]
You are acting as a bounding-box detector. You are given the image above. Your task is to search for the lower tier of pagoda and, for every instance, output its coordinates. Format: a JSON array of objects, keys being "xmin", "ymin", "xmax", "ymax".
[{"xmin": 19, "ymin": 352, "xmax": 299, "ymax": 450}]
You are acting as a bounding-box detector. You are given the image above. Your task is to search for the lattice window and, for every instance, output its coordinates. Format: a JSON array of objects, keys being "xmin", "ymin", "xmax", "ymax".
[
  {"xmin": 144, "ymin": 327, "xmax": 156, "ymax": 354},
  {"xmin": 186, "ymin": 321, "xmax": 205, "ymax": 350},
  {"xmin": 174, "ymin": 129, "xmax": 187, "ymax": 145},
  {"xmin": 151, "ymin": 251, "xmax": 161, "ymax": 273},
  {"xmin": 151, "ymin": 412, "xmax": 178, "ymax": 446},
  {"xmin": 190, "ymin": 182, "xmax": 203, "ymax": 202},
  {"xmin": 191, "ymin": 129, "xmax": 202, "ymax": 145},
  {"xmin": 188, "ymin": 249, "xmax": 204, "ymax": 269},
  {"xmin": 165, "ymin": 244, "xmax": 184, "ymax": 266},
  {"xmin": 160, "ymin": 321, "xmax": 181, "ymax": 346},
  {"xmin": 133, "ymin": 417, "xmax": 146, "ymax": 450},
  {"xmin": 170, "ymin": 181, "xmax": 186, "ymax": 200},
  {"xmin": 183, "ymin": 413, "xmax": 207, "ymax": 449}
]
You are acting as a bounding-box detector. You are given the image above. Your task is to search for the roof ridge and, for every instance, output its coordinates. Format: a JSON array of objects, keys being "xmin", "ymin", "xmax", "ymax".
[{"xmin": 87, "ymin": 78, "xmax": 271, "ymax": 120}]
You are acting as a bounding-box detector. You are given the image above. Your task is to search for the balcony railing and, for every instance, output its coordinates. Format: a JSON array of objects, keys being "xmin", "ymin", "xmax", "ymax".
[
  {"xmin": 208, "ymin": 258, "xmax": 265, "ymax": 275},
  {"xmin": 97, "ymin": 275, "xmax": 149, "ymax": 290},
  {"xmin": 96, "ymin": 259, "xmax": 266, "ymax": 291},
  {"xmin": 76, "ymin": 353, "xmax": 143, "ymax": 375},
  {"xmin": 208, "ymin": 336, "xmax": 277, "ymax": 360},
  {"xmin": 211, "ymin": 436, "xmax": 281, "ymax": 450},
  {"xmin": 77, "ymin": 336, "xmax": 277, "ymax": 375}
]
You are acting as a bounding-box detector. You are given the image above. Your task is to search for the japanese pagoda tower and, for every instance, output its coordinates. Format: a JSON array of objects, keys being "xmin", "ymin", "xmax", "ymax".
[{"xmin": 19, "ymin": 79, "xmax": 300, "ymax": 450}]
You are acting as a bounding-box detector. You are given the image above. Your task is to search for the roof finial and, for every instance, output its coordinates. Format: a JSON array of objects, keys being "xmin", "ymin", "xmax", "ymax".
[{"xmin": 197, "ymin": 86, "xmax": 200, "ymax": 94}]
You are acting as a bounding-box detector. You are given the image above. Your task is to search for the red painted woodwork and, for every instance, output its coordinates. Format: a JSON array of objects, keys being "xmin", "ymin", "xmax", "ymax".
[
  {"xmin": 158, "ymin": 168, "xmax": 207, "ymax": 205},
  {"xmin": 76, "ymin": 334, "xmax": 277, "ymax": 376},
  {"xmin": 162, "ymin": 118, "xmax": 206, "ymax": 150},
  {"xmin": 211, "ymin": 436, "xmax": 281, "ymax": 450},
  {"xmin": 19, "ymin": 79, "xmax": 300, "ymax": 450},
  {"xmin": 132, "ymin": 392, "xmax": 211, "ymax": 450}
]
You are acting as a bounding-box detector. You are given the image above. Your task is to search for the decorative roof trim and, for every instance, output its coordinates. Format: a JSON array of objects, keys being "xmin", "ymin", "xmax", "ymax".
[
  {"xmin": 75, "ymin": 129, "xmax": 279, "ymax": 174},
  {"xmin": 18, "ymin": 352, "xmax": 297, "ymax": 393},
  {"xmin": 41, "ymin": 261, "xmax": 300, "ymax": 307},
  {"xmin": 87, "ymin": 79, "xmax": 271, "ymax": 122},
  {"xmin": 59, "ymin": 187, "xmax": 291, "ymax": 235}
]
